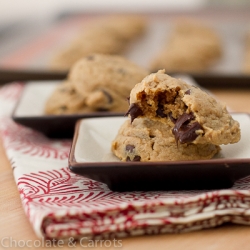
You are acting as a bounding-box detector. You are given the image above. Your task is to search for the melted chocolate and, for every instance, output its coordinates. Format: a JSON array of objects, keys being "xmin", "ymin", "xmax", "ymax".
[
  {"xmin": 125, "ymin": 103, "xmax": 143, "ymax": 123},
  {"xmin": 178, "ymin": 122, "xmax": 203, "ymax": 144},
  {"xmin": 172, "ymin": 113, "xmax": 203, "ymax": 144},
  {"xmin": 126, "ymin": 144, "xmax": 135, "ymax": 153},
  {"xmin": 173, "ymin": 113, "xmax": 195, "ymax": 134}
]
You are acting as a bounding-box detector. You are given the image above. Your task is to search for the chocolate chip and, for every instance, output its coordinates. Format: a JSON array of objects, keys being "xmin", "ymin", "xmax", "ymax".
[
  {"xmin": 185, "ymin": 89, "xmax": 191, "ymax": 95},
  {"xmin": 60, "ymin": 106, "xmax": 67, "ymax": 110},
  {"xmin": 125, "ymin": 103, "xmax": 143, "ymax": 123},
  {"xmin": 172, "ymin": 112, "xmax": 203, "ymax": 144},
  {"xmin": 86, "ymin": 55, "xmax": 94, "ymax": 60},
  {"xmin": 133, "ymin": 155, "xmax": 141, "ymax": 161},
  {"xmin": 117, "ymin": 68, "xmax": 126, "ymax": 74},
  {"xmin": 101, "ymin": 89, "xmax": 113, "ymax": 103},
  {"xmin": 126, "ymin": 155, "xmax": 141, "ymax": 162},
  {"xmin": 126, "ymin": 156, "xmax": 131, "ymax": 162},
  {"xmin": 156, "ymin": 104, "xmax": 168, "ymax": 118},
  {"xmin": 126, "ymin": 144, "xmax": 135, "ymax": 153},
  {"xmin": 178, "ymin": 122, "xmax": 203, "ymax": 144},
  {"xmin": 173, "ymin": 113, "xmax": 195, "ymax": 134}
]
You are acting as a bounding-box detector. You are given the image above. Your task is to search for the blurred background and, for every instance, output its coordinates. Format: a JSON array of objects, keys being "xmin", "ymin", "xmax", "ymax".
[
  {"xmin": 0, "ymin": 0, "xmax": 250, "ymax": 25},
  {"xmin": 0, "ymin": 0, "xmax": 250, "ymax": 78},
  {"xmin": 0, "ymin": 0, "xmax": 204, "ymax": 25}
]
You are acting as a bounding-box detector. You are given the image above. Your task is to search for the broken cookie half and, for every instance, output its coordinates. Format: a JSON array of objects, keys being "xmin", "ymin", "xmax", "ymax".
[
  {"xmin": 126, "ymin": 70, "xmax": 240, "ymax": 146},
  {"xmin": 112, "ymin": 70, "xmax": 241, "ymax": 162}
]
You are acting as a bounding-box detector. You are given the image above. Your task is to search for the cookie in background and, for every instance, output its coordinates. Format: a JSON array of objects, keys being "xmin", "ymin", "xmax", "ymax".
[
  {"xmin": 49, "ymin": 15, "xmax": 147, "ymax": 71},
  {"xmin": 45, "ymin": 53, "xmax": 149, "ymax": 114},
  {"xmin": 150, "ymin": 19, "xmax": 222, "ymax": 73}
]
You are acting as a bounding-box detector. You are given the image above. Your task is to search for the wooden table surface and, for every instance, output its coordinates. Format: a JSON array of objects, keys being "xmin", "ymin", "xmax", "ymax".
[{"xmin": 0, "ymin": 88, "xmax": 250, "ymax": 250}]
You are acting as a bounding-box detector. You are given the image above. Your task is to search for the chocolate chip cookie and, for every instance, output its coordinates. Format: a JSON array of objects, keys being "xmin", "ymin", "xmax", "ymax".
[
  {"xmin": 68, "ymin": 54, "xmax": 149, "ymax": 112},
  {"xmin": 49, "ymin": 15, "xmax": 146, "ymax": 71},
  {"xmin": 111, "ymin": 118, "xmax": 220, "ymax": 161},
  {"xmin": 151, "ymin": 20, "xmax": 222, "ymax": 73},
  {"xmin": 126, "ymin": 70, "xmax": 240, "ymax": 146}
]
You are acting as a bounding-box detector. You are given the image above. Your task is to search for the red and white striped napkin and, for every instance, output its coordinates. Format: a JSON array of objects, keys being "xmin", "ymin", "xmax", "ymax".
[{"xmin": 1, "ymin": 82, "xmax": 250, "ymax": 240}]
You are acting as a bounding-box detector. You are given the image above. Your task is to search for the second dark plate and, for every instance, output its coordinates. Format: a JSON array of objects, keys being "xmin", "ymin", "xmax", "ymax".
[
  {"xmin": 11, "ymin": 81, "xmax": 123, "ymax": 138},
  {"xmin": 69, "ymin": 114, "xmax": 250, "ymax": 191}
]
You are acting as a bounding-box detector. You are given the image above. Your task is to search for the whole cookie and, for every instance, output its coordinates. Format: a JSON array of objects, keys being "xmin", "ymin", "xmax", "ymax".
[
  {"xmin": 151, "ymin": 20, "xmax": 222, "ymax": 73},
  {"xmin": 44, "ymin": 81, "xmax": 90, "ymax": 114},
  {"xmin": 49, "ymin": 15, "xmax": 146, "ymax": 71},
  {"xmin": 126, "ymin": 70, "xmax": 241, "ymax": 146},
  {"xmin": 111, "ymin": 118, "xmax": 220, "ymax": 162},
  {"xmin": 68, "ymin": 54, "xmax": 149, "ymax": 112}
]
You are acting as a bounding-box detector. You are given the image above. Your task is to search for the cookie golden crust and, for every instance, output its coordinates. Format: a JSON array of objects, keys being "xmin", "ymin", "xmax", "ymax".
[
  {"xmin": 151, "ymin": 20, "xmax": 222, "ymax": 73},
  {"xmin": 68, "ymin": 54, "xmax": 149, "ymax": 111},
  {"xmin": 111, "ymin": 118, "xmax": 220, "ymax": 162},
  {"xmin": 126, "ymin": 70, "xmax": 241, "ymax": 146}
]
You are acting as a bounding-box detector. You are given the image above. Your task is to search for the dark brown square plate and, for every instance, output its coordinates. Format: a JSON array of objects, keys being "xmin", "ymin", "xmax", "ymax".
[{"xmin": 69, "ymin": 114, "xmax": 250, "ymax": 191}]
